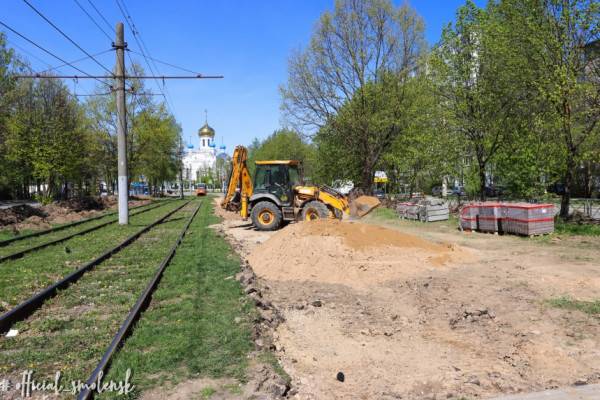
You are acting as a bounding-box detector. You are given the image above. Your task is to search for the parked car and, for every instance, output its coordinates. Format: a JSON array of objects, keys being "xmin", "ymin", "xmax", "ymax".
[
  {"xmin": 431, "ymin": 186, "xmax": 443, "ymax": 197},
  {"xmin": 195, "ymin": 183, "xmax": 207, "ymax": 196}
]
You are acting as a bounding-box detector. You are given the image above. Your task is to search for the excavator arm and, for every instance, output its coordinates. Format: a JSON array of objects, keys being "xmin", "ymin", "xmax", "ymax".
[{"xmin": 221, "ymin": 146, "xmax": 253, "ymax": 219}]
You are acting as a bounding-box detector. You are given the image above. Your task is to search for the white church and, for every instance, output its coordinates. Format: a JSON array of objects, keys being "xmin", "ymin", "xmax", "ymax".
[{"xmin": 182, "ymin": 116, "xmax": 228, "ymax": 188}]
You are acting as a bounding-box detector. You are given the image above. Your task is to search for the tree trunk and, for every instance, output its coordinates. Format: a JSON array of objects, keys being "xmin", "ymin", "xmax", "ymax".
[
  {"xmin": 478, "ymin": 160, "xmax": 487, "ymax": 201},
  {"xmin": 559, "ymin": 155, "xmax": 574, "ymax": 219},
  {"xmin": 360, "ymin": 165, "xmax": 373, "ymax": 194}
]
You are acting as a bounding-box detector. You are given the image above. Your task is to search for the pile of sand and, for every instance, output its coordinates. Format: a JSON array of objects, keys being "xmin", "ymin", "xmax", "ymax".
[{"xmin": 247, "ymin": 219, "xmax": 474, "ymax": 289}]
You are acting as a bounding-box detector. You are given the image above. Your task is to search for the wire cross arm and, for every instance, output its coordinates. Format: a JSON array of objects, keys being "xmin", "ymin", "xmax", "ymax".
[
  {"xmin": 129, "ymin": 75, "xmax": 224, "ymax": 79},
  {"xmin": 13, "ymin": 74, "xmax": 224, "ymax": 79}
]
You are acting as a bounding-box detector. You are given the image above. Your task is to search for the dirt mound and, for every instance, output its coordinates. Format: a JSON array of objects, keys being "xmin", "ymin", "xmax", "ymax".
[
  {"xmin": 42, "ymin": 203, "xmax": 98, "ymax": 224},
  {"xmin": 18, "ymin": 215, "xmax": 52, "ymax": 230},
  {"xmin": 0, "ymin": 205, "xmax": 47, "ymax": 226},
  {"xmin": 57, "ymin": 196, "xmax": 106, "ymax": 212},
  {"xmin": 248, "ymin": 220, "xmax": 474, "ymax": 289}
]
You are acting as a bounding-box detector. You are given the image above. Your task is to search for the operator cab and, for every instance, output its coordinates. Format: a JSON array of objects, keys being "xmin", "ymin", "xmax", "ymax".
[{"xmin": 253, "ymin": 161, "xmax": 302, "ymax": 206}]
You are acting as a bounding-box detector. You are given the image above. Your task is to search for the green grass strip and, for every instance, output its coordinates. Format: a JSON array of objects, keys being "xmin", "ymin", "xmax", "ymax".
[
  {"xmin": 547, "ymin": 296, "xmax": 600, "ymax": 316},
  {"xmin": 0, "ymin": 200, "xmax": 185, "ymax": 308},
  {"xmin": 0, "ymin": 202, "xmax": 196, "ymax": 385},
  {"xmin": 555, "ymin": 221, "xmax": 600, "ymax": 237},
  {"xmin": 0, "ymin": 202, "xmax": 166, "ymax": 259},
  {"xmin": 99, "ymin": 200, "xmax": 254, "ymax": 398}
]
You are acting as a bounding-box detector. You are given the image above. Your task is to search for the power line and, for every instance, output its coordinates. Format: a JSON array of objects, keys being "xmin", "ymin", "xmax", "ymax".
[
  {"xmin": 73, "ymin": 0, "xmax": 112, "ymax": 41},
  {"xmin": 135, "ymin": 26, "xmax": 178, "ymax": 115},
  {"xmin": 114, "ymin": 0, "xmax": 175, "ymax": 116},
  {"xmin": 74, "ymin": 92, "xmax": 112, "ymax": 97},
  {"xmin": 5, "ymin": 37, "xmax": 51, "ymax": 70},
  {"xmin": 14, "ymin": 74, "xmax": 223, "ymax": 79},
  {"xmin": 127, "ymin": 49, "xmax": 201, "ymax": 75},
  {"xmin": 7, "ymin": 38, "xmax": 98, "ymax": 97},
  {"xmin": 0, "ymin": 19, "xmax": 112, "ymax": 88},
  {"xmin": 86, "ymin": 0, "xmax": 116, "ymax": 34},
  {"xmin": 22, "ymin": 0, "xmax": 113, "ymax": 75},
  {"xmin": 37, "ymin": 49, "xmax": 113, "ymax": 75},
  {"xmin": 80, "ymin": 0, "xmax": 143, "ymax": 91}
]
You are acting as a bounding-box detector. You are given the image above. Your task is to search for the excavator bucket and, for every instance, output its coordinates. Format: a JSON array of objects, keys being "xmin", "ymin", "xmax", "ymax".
[{"xmin": 349, "ymin": 195, "xmax": 380, "ymax": 218}]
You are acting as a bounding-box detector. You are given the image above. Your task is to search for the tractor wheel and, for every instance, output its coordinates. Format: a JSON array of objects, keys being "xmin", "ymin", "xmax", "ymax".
[
  {"xmin": 251, "ymin": 201, "xmax": 283, "ymax": 231},
  {"xmin": 301, "ymin": 201, "xmax": 330, "ymax": 222}
]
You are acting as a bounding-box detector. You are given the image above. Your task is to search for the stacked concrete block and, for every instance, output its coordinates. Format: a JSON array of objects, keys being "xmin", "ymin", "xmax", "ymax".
[
  {"xmin": 422, "ymin": 202, "xmax": 449, "ymax": 222},
  {"xmin": 502, "ymin": 203, "xmax": 554, "ymax": 235},
  {"xmin": 459, "ymin": 202, "xmax": 555, "ymax": 235},
  {"xmin": 459, "ymin": 204, "xmax": 479, "ymax": 231},
  {"xmin": 478, "ymin": 203, "xmax": 502, "ymax": 232},
  {"xmin": 404, "ymin": 204, "xmax": 422, "ymax": 220},
  {"xmin": 396, "ymin": 199, "xmax": 449, "ymax": 222},
  {"xmin": 395, "ymin": 202, "xmax": 413, "ymax": 219}
]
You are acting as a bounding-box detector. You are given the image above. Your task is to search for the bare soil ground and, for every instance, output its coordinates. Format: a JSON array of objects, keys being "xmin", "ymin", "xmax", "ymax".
[{"xmin": 213, "ymin": 198, "xmax": 600, "ymax": 400}]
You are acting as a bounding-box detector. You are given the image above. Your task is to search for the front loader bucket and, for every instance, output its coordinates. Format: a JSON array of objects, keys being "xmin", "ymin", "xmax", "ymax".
[{"xmin": 349, "ymin": 195, "xmax": 380, "ymax": 218}]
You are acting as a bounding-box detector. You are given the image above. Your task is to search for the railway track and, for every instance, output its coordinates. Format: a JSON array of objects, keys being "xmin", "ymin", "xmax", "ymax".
[
  {"xmin": 0, "ymin": 201, "xmax": 167, "ymax": 264},
  {"xmin": 0, "ymin": 201, "xmax": 157, "ymax": 248},
  {"xmin": 78, "ymin": 201, "xmax": 201, "ymax": 400},
  {"xmin": 0, "ymin": 199, "xmax": 207, "ymax": 399},
  {"xmin": 0, "ymin": 200, "xmax": 190, "ymax": 333}
]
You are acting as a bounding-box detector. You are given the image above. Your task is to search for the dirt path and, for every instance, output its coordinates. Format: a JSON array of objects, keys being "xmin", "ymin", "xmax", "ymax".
[{"xmin": 214, "ymin": 198, "xmax": 600, "ymax": 400}]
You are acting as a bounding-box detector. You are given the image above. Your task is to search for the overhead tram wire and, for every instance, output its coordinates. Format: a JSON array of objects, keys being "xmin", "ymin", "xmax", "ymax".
[
  {"xmin": 22, "ymin": 0, "xmax": 114, "ymax": 76},
  {"xmin": 7, "ymin": 38, "xmax": 101, "ymax": 98},
  {"xmin": 127, "ymin": 49, "xmax": 203, "ymax": 75},
  {"xmin": 135, "ymin": 29, "xmax": 178, "ymax": 116},
  {"xmin": 37, "ymin": 49, "xmax": 113, "ymax": 75},
  {"xmin": 72, "ymin": 0, "xmax": 113, "ymax": 42},
  {"xmin": 0, "ymin": 20, "xmax": 112, "ymax": 88},
  {"xmin": 5, "ymin": 38, "xmax": 52, "ymax": 70},
  {"xmin": 72, "ymin": 0, "xmax": 157, "ymax": 104},
  {"xmin": 87, "ymin": 0, "xmax": 116, "ymax": 35},
  {"xmin": 116, "ymin": 0, "xmax": 173, "ymax": 103},
  {"xmin": 71, "ymin": 0, "xmax": 146, "ymax": 100},
  {"xmin": 114, "ymin": 0, "xmax": 176, "ymax": 117}
]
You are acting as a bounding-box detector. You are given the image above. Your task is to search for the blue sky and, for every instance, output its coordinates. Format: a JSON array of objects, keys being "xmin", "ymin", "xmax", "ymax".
[{"xmin": 2, "ymin": 0, "xmax": 483, "ymax": 153}]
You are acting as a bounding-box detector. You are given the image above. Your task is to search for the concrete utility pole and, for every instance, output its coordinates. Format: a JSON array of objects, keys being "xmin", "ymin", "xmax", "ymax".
[
  {"xmin": 115, "ymin": 23, "xmax": 128, "ymax": 224},
  {"xmin": 179, "ymin": 136, "xmax": 184, "ymax": 199}
]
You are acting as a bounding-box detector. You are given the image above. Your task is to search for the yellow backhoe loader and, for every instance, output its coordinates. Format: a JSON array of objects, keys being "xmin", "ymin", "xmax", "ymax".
[{"xmin": 221, "ymin": 145, "xmax": 379, "ymax": 231}]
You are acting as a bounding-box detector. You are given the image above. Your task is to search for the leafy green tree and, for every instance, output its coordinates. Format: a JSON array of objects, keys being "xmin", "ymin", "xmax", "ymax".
[
  {"xmin": 382, "ymin": 74, "xmax": 459, "ymax": 195},
  {"xmin": 317, "ymin": 72, "xmax": 427, "ymax": 190},
  {"xmin": 5, "ymin": 75, "xmax": 90, "ymax": 200},
  {"xmin": 135, "ymin": 105, "xmax": 181, "ymax": 194},
  {"xmin": 247, "ymin": 129, "xmax": 316, "ymax": 180},
  {"xmin": 0, "ymin": 33, "xmax": 18, "ymax": 198},
  {"xmin": 516, "ymin": 0, "xmax": 598, "ymax": 217},
  {"xmin": 84, "ymin": 63, "xmax": 153, "ymax": 193},
  {"xmin": 281, "ymin": 0, "xmax": 425, "ymax": 191},
  {"xmin": 431, "ymin": 1, "xmax": 522, "ymax": 200}
]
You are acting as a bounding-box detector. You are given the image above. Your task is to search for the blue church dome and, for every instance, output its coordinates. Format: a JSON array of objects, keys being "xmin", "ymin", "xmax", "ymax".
[
  {"xmin": 209, "ymin": 142, "xmax": 216, "ymax": 148},
  {"xmin": 219, "ymin": 144, "xmax": 226, "ymax": 150},
  {"xmin": 187, "ymin": 144, "xmax": 194, "ymax": 149}
]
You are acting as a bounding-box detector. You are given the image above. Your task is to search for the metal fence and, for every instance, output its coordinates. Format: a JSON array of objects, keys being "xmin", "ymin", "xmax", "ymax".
[{"xmin": 570, "ymin": 199, "xmax": 600, "ymax": 220}]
